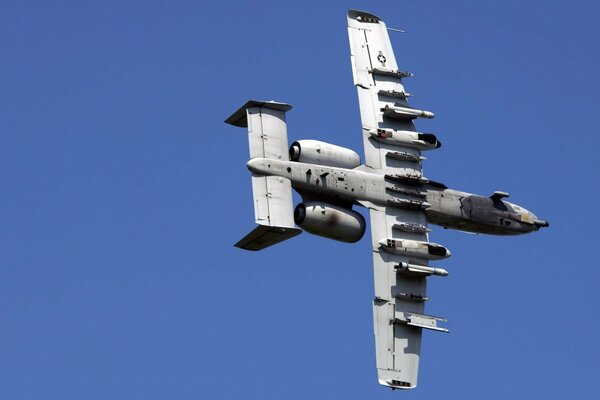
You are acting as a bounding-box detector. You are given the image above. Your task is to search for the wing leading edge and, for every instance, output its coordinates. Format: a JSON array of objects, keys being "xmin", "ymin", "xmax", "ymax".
[{"xmin": 348, "ymin": 10, "xmax": 447, "ymax": 389}]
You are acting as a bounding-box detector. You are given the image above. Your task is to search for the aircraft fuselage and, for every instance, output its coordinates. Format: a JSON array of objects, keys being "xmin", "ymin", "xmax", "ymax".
[{"xmin": 246, "ymin": 158, "xmax": 548, "ymax": 236}]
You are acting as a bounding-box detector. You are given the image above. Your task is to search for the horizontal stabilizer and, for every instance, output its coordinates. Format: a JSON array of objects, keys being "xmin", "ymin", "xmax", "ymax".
[
  {"xmin": 235, "ymin": 224, "xmax": 302, "ymax": 251},
  {"xmin": 227, "ymin": 101, "xmax": 300, "ymax": 251}
]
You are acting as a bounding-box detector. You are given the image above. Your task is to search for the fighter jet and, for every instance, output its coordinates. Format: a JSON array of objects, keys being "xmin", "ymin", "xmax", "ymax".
[{"xmin": 225, "ymin": 9, "xmax": 548, "ymax": 390}]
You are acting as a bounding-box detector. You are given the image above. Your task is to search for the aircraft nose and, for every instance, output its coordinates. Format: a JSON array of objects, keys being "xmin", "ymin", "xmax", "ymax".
[{"xmin": 528, "ymin": 211, "xmax": 549, "ymax": 229}]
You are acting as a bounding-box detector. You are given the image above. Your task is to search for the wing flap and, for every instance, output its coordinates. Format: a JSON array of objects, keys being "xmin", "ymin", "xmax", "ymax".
[{"xmin": 250, "ymin": 174, "xmax": 297, "ymax": 228}]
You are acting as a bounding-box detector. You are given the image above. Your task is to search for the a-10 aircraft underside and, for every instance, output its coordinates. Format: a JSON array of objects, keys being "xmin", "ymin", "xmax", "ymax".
[{"xmin": 225, "ymin": 9, "xmax": 548, "ymax": 390}]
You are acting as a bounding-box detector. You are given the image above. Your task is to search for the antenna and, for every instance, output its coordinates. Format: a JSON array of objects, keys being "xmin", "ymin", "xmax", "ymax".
[{"xmin": 387, "ymin": 27, "xmax": 407, "ymax": 33}]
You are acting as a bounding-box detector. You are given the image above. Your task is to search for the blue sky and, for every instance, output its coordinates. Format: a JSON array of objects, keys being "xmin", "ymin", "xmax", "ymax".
[{"xmin": 1, "ymin": 1, "xmax": 599, "ymax": 398}]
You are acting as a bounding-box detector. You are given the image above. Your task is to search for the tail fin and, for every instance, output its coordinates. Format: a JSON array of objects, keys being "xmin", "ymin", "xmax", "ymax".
[{"xmin": 225, "ymin": 100, "xmax": 302, "ymax": 251}]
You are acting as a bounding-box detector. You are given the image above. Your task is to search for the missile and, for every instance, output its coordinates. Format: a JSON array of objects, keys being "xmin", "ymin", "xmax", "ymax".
[
  {"xmin": 386, "ymin": 186, "xmax": 428, "ymax": 198},
  {"xmin": 394, "ymin": 261, "xmax": 449, "ymax": 277},
  {"xmin": 381, "ymin": 104, "xmax": 435, "ymax": 120},
  {"xmin": 387, "ymin": 198, "xmax": 431, "ymax": 210},
  {"xmin": 378, "ymin": 89, "xmax": 412, "ymax": 99},
  {"xmin": 394, "ymin": 291, "xmax": 430, "ymax": 302},
  {"xmin": 385, "ymin": 150, "xmax": 425, "ymax": 162},
  {"xmin": 371, "ymin": 67, "xmax": 414, "ymax": 78},
  {"xmin": 392, "ymin": 222, "xmax": 431, "ymax": 233},
  {"xmin": 385, "ymin": 173, "xmax": 430, "ymax": 185}
]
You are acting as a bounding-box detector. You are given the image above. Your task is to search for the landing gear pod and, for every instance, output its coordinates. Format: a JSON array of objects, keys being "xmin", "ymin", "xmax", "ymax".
[
  {"xmin": 294, "ymin": 202, "xmax": 366, "ymax": 243},
  {"xmin": 379, "ymin": 238, "xmax": 451, "ymax": 260},
  {"xmin": 370, "ymin": 128, "xmax": 441, "ymax": 150}
]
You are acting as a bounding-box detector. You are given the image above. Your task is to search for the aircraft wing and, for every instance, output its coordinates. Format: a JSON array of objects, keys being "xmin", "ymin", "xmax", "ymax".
[
  {"xmin": 348, "ymin": 10, "xmax": 436, "ymax": 171},
  {"xmin": 348, "ymin": 10, "xmax": 447, "ymax": 389}
]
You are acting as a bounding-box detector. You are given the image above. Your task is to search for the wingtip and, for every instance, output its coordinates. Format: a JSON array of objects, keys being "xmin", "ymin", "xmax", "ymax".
[
  {"xmin": 379, "ymin": 378, "xmax": 416, "ymax": 390},
  {"xmin": 348, "ymin": 9, "xmax": 382, "ymax": 23}
]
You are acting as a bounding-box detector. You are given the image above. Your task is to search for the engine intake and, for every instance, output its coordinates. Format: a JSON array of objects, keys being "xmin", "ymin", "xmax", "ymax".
[
  {"xmin": 294, "ymin": 202, "xmax": 366, "ymax": 243},
  {"xmin": 289, "ymin": 140, "xmax": 361, "ymax": 169}
]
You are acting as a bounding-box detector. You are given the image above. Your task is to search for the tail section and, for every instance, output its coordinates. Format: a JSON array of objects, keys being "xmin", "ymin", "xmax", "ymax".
[{"xmin": 225, "ymin": 100, "xmax": 301, "ymax": 251}]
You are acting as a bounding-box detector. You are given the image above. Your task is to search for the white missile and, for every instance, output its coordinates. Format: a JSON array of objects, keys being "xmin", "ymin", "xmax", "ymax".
[
  {"xmin": 394, "ymin": 262, "xmax": 448, "ymax": 277},
  {"xmin": 381, "ymin": 104, "xmax": 435, "ymax": 120}
]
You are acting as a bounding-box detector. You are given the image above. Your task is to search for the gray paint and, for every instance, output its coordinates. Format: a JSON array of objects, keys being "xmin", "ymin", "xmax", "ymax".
[
  {"xmin": 245, "ymin": 158, "xmax": 546, "ymax": 236},
  {"xmin": 227, "ymin": 8, "xmax": 548, "ymax": 392}
]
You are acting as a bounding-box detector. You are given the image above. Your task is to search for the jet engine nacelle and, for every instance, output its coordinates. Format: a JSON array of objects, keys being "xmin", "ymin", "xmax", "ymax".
[
  {"xmin": 294, "ymin": 201, "xmax": 366, "ymax": 243},
  {"xmin": 289, "ymin": 140, "xmax": 361, "ymax": 169}
]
